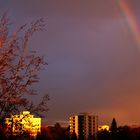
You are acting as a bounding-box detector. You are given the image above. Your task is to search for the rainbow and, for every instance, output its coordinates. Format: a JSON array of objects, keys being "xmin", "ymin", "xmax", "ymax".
[{"xmin": 117, "ymin": 0, "xmax": 140, "ymax": 48}]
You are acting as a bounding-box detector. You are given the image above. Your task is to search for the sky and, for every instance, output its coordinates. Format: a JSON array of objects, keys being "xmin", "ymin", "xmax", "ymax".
[{"xmin": 1, "ymin": 0, "xmax": 140, "ymax": 126}]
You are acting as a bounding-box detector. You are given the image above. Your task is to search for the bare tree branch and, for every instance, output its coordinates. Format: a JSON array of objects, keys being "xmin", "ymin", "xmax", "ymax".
[{"xmin": 0, "ymin": 14, "xmax": 49, "ymax": 125}]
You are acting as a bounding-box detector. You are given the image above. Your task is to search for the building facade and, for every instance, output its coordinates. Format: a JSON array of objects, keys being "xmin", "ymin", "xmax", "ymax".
[
  {"xmin": 69, "ymin": 113, "xmax": 98, "ymax": 140},
  {"xmin": 98, "ymin": 125, "xmax": 110, "ymax": 131},
  {"xmin": 5, "ymin": 111, "xmax": 41, "ymax": 137}
]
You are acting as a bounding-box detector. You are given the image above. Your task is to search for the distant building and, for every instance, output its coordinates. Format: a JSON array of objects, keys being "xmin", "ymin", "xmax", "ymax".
[
  {"xmin": 5, "ymin": 111, "xmax": 41, "ymax": 137},
  {"xmin": 98, "ymin": 125, "xmax": 110, "ymax": 131},
  {"xmin": 69, "ymin": 112, "xmax": 98, "ymax": 140}
]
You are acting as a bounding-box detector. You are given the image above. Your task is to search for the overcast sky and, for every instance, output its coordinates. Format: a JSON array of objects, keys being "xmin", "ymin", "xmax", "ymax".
[{"xmin": 1, "ymin": 0, "xmax": 140, "ymax": 126}]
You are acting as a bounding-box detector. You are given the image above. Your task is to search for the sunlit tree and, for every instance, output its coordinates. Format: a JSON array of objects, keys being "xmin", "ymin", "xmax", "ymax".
[{"xmin": 0, "ymin": 13, "xmax": 49, "ymax": 126}]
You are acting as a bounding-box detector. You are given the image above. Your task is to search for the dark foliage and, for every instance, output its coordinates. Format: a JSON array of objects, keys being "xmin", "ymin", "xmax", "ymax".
[
  {"xmin": 36, "ymin": 123, "xmax": 70, "ymax": 140},
  {"xmin": 98, "ymin": 126, "xmax": 140, "ymax": 140},
  {"xmin": 110, "ymin": 118, "xmax": 117, "ymax": 132},
  {"xmin": 0, "ymin": 13, "xmax": 49, "ymax": 128}
]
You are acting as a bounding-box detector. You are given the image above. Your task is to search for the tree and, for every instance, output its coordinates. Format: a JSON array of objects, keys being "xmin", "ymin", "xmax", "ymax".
[
  {"xmin": 110, "ymin": 118, "xmax": 117, "ymax": 132},
  {"xmin": 97, "ymin": 130, "xmax": 110, "ymax": 140},
  {"xmin": 110, "ymin": 118, "xmax": 118, "ymax": 140},
  {"xmin": 0, "ymin": 13, "xmax": 49, "ymax": 126},
  {"xmin": 117, "ymin": 126, "xmax": 132, "ymax": 140}
]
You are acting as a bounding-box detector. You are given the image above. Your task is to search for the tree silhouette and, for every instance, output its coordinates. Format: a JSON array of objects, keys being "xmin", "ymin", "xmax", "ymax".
[
  {"xmin": 110, "ymin": 118, "xmax": 117, "ymax": 132},
  {"xmin": 110, "ymin": 118, "xmax": 118, "ymax": 140},
  {"xmin": 97, "ymin": 130, "xmax": 110, "ymax": 140},
  {"xmin": 0, "ymin": 13, "xmax": 49, "ymax": 127}
]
